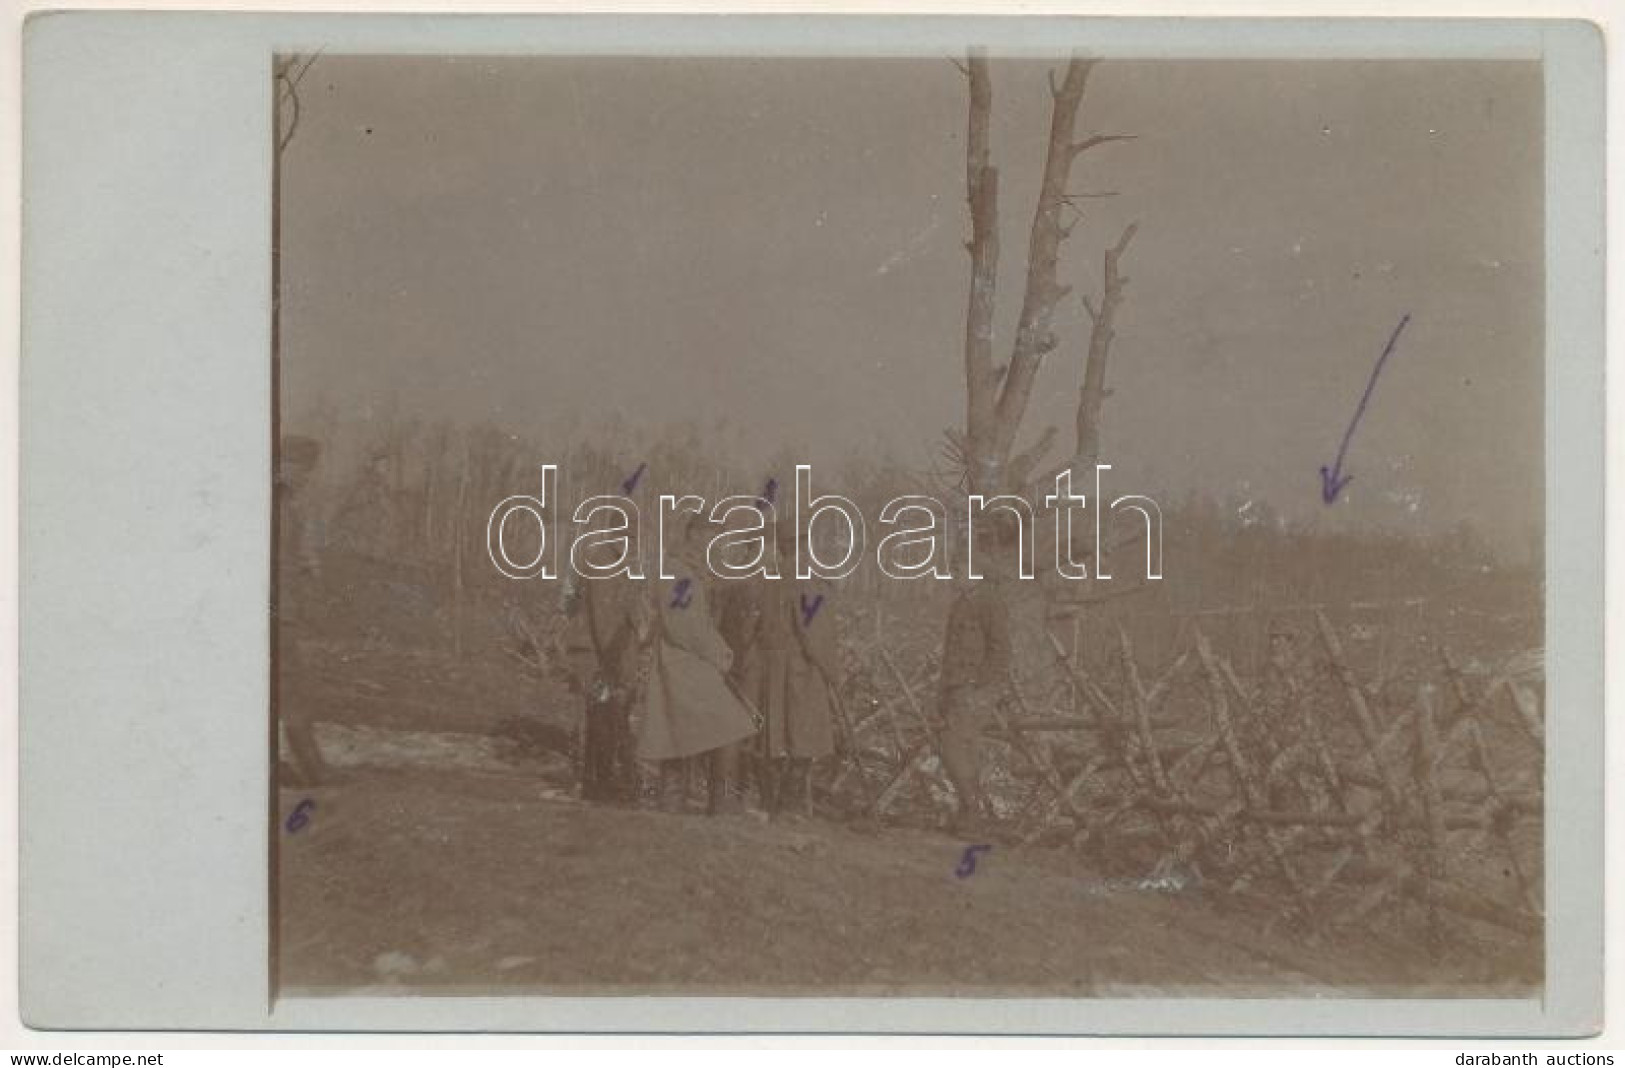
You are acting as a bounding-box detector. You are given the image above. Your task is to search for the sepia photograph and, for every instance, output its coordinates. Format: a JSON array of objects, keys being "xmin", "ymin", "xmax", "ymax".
[{"xmin": 269, "ymin": 51, "xmax": 1547, "ymax": 999}]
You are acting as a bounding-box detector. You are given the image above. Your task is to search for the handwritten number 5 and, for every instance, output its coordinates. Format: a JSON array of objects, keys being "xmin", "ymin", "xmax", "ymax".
[{"xmin": 955, "ymin": 843, "xmax": 992, "ymax": 878}]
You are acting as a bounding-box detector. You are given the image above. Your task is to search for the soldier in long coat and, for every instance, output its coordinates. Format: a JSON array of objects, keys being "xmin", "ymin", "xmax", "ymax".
[
  {"xmin": 732, "ymin": 526, "xmax": 840, "ymax": 819},
  {"xmin": 558, "ymin": 571, "xmax": 640, "ymax": 804},
  {"xmin": 635, "ymin": 516, "xmax": 759, "ymax": 814}
]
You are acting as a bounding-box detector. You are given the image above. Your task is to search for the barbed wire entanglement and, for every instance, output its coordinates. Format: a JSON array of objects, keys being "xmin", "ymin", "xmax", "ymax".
[{"xmin": 826, "ymin": 600, "xmax": 1543, "ymax": 950}]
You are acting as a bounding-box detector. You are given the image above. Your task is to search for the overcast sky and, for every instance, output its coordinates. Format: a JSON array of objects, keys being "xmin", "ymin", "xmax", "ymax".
[{"xmin": 280, "ymin": 55, "xmax": 1542, "ymax": 551}]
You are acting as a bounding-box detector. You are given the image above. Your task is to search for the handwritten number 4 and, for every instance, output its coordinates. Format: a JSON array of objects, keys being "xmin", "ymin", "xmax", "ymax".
[{"xmin": 955, "ymin": 843, "xmax": 992, "ymax": 878}]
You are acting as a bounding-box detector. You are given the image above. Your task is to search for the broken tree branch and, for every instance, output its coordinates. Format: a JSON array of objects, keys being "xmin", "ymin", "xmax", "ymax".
[
  {"xmin": 1070, "ymin": 133, "xmax": 1137, "ymax": 157},
  {"xmin": 1073, "ymin": 221, "xmax": 1138, "ymax": 468}
]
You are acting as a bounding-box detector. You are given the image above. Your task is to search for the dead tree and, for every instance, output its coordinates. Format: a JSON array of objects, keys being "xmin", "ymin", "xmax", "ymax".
[
  {"xmin": 955, "ymin": 51, "xmax": 1135, "ymax": 496},
  {"xmin": 271, "ymin": 50, "xmax": 322, "ymax": 492},
  {"xmin": 272, "ymin": 51, "xmax": 321, "ymax": 384},
  {"xmin": 269, "ymin": 49, "xmax": 319, "ymax": 998},
  {"xmin": 905, "ymin": 53, "xmax": 1139, "ymax": 824}
]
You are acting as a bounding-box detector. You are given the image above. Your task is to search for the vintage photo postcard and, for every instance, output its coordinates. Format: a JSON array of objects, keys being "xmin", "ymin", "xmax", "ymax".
[
  {"xmin": 19, "ymin": 12, "xmax": 1604, "ymax": 1035},
  {"xmin": 273, "ymin": 52, "xmax": 1548, "ymax": 996}
]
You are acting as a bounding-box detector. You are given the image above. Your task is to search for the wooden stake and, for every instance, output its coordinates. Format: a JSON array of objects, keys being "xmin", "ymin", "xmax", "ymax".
[
  {"xmin": 1314, "ymin": 609, "xmax": 1406, "ymax": 815},
  {"xmin": 1193, "ymin": 628, "xmax": 1306, "ymax": 898},
  {"xmin": 1413, "ymin": 684, "xmax": 1448, "ymax": 950},
  {"xmin": 1437, "ymin": 645, "xmax": 1541, "ymax": 916},
  {"xmin": 1116, "ymin": 627, "xmax": 1172, "ymax": 796}
]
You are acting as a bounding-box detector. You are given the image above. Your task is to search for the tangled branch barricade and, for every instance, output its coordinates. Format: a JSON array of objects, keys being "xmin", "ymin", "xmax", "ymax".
[{"xmin": 829, "ymin": 602, "xmax": 1544, "ymax": 948}]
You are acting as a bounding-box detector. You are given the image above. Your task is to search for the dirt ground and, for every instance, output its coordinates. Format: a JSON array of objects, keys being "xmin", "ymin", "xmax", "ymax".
[
  {"xmin": 277, "ymin": 757, "xmax": 1539, "ymax": 998},
  {"xmin": 275, "ymin": 556, "xmax": 1541, "ymax": 999}
]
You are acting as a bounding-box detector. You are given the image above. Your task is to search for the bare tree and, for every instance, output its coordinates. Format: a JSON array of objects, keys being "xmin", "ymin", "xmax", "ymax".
[
  {"xmin": 272, "ymin": 51, "xmax": 321, "ymax": 395},
  {"xmin": 953, "ymin": 51, "xmax": 1135, "ymax": 498},
  {"xmin": 933, "ymin": 53, "xmax": 1142, "ymax": 830},
  {"xmin": 275, "ymin": 52, "xmax": 322, "ymax": 153},
  {"xmin": 269, "ymin": 49, "xmax": 319, "ymax": 997}
]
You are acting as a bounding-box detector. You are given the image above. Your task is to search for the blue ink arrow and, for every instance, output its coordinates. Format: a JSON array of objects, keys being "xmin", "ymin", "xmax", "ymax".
[
  {"xmin": 670, "ymin": 577, "xmax": 693, "ymax": 609},
  {"xmin": 1320, "ymin": 313, "xmax": 1411, "ymax": 505},
  {"xmin": 799, "ymin": 592, "xmax": 824, "ymax": 627},
  {"xmin": 621, "ymin": 462, "xmax": 647, "ymax": 496}
]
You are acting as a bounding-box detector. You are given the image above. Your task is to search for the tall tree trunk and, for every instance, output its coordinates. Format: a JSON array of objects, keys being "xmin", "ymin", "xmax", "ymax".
[
  {"xmin": 958, "ymin": 52, "xmax": 1132, "ymax": 495},
  {"xmin": 267, "ymin": 46, "xmax": 318, "ymax": 1002},
  {"xmin": 960, "ymin": 51, "xmax": 1000, "ymax": 494}
]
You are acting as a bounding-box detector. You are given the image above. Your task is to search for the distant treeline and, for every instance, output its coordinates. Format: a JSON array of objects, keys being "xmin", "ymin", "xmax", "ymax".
[{"xmin": 287, "ymin": 414, "xmax": 1538, "ymax": 627}]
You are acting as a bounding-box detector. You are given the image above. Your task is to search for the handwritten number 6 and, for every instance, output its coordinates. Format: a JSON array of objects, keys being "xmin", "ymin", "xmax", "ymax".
[{"xmin": 285, "ymin": 798, "xmax": 316, "ymax": 834}]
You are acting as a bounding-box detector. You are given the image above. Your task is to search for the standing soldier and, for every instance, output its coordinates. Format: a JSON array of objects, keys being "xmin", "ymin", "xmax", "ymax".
[
  {"xmin": 734, "ymin": 524, "xmax": 841, "ymax": 820},
  {"xmin": 559, "ymin": 458, "xmax": 646, "ymax": 803},
  {"xmin": 556, "ymin": 571, "xmax": 640, "ymax": 804},
  {"xmin": 635, "ymin": 515, "xmax": 759, "ymax": 815},
  {"xmin": 937, "ymin": 517, "xmax": 1014, "ymax": 837},
  {"xmin": 714, "ymin": 560, "xmax": 765, "ymax": 804},
  {"xmin": 276, "ymin": 434, "xmax": 329, "ymax": 787}
]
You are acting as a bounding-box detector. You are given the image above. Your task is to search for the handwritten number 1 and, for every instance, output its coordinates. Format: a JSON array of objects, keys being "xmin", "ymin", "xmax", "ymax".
[{"xmin": 621, "ymin": 462, "xmax": 647, "ymax": 496}]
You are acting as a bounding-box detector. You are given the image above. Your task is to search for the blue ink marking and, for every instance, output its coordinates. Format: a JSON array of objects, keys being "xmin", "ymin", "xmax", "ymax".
[
  {"xmin": 1320, "ymin": 314, "xmax": 1411, "ymax": 505},
  {"xmin": 285, "ymin": 798, "xmax": 316, "ymax": 834},
  {"xmin": 955, "ymin": 843, "xmax": 993, "ymax": 878},
  {"xmin": 755, "ymin": 477, "xmax": 778, "ymax": 511},
  {"xmin": 621, "ymin": 462, "xmax": 647, "ymax": 496},
  {"xmin": 799, "ymin": 592, "xmax": 825, "ymax": 627},
  {"xmin": 670, "ymin": 577, "xmax": 693, "ymax": 609}
]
